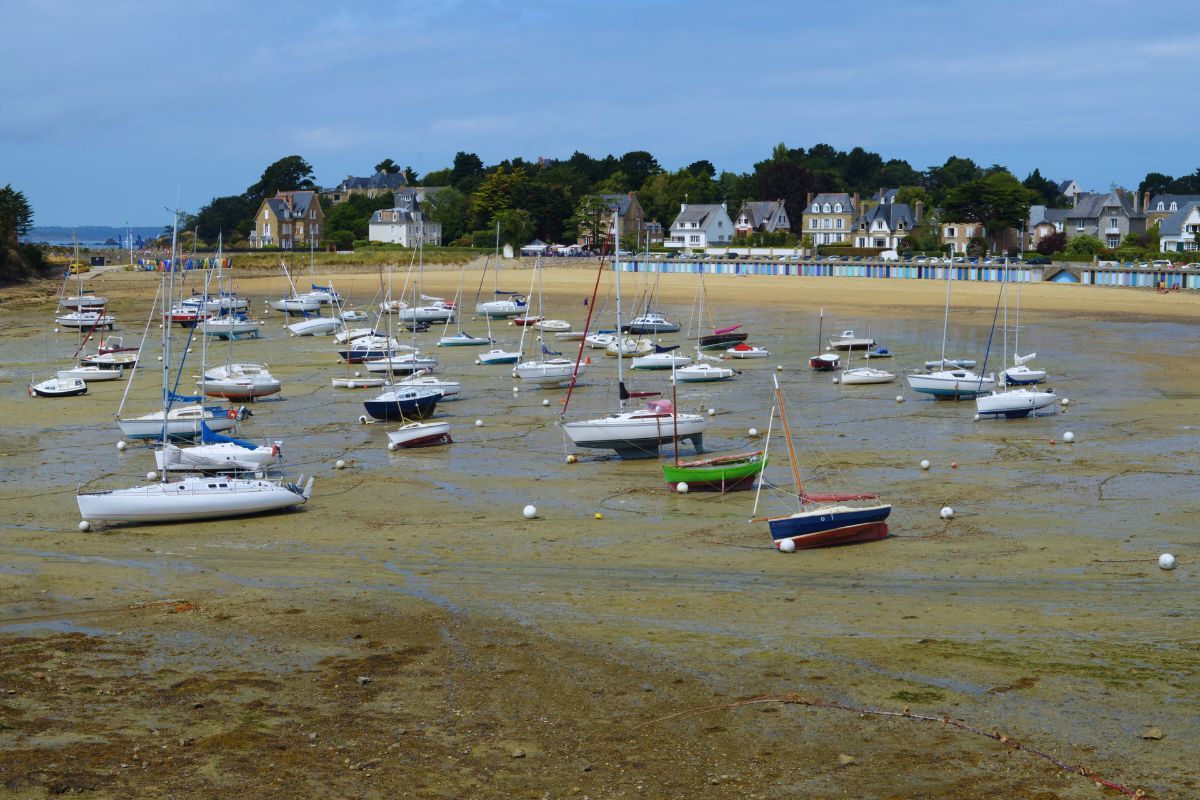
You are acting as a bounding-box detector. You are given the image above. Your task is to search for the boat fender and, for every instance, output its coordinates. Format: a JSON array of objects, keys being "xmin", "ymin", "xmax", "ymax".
[{"xmin": 227, "ymin": 408, "xmax": 238, "ymax": 419}]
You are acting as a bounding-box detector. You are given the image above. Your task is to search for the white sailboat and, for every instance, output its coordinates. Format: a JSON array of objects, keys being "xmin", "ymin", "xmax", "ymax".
[
  {"xmin": 475, "ymin": 222, "xmax": 528, "ymax": 319},
  {"xmin": 906, "ymin": 266, "xmax": 994, "ymax": 399},
  {"xmin": 79, "ymin": 212, "xmax": 312, "ymax": 526},
  {"xmin": 839, "ymin": 328, "xmax": 895, "ymax": 385},
  {"xmin": 514, "ymin": 255, "xmax": 588, "ymax": 387},
  {"xmin": 976, "ymin": 265, "xmax": 1056, "ymax": 419},
  {"xmin": 562, "ymin": 216, "xmax": 705, "ymax": 458},
  {"xmin": 1003, "ymin": 275, "xmax": 1047, "ymax": 385}
]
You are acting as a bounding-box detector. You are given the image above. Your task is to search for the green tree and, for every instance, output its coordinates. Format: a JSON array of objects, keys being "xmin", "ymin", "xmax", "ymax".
[
  {"xmin": 424, "ymin": 187, "xmax": 471, "ymax": 245},
  {"xmin": 470, "ymin": 166, "xmax": 528, "ymax": 229},
  {"xmin": 895, "ymin": 186, "xmax": 933, "ymax": 210},
  {"xmin": 513, "ymin": 182, "xmax": 574, "ymax": 242},
  {"xmin": 942, "ymin": 171, "xmax": 1035, "ymax": 251},
  {"xmin": 328, "ymin": 193, "xmax": 395, "ymax": 243},
  {"xmin": 686, "ymin": 160, "xmax": 716, "ymax": 179},
  {"xmin": 617, "ymin": 151, "xmax": 661, "ymax": 190},
  {"xmin": 570, "ymin": 195, "xmax": 617, "ymax": 248},
  {"xmin": 1065, "ymin": 234, "xmax": 1104, "ymax": 255},
  {"xmin": 192, "ymin": 194, "xmax": 255, "ymax": 243},
  {"xmin": 403, "ymin": 166, "xmax": 418, "ymax": 184},
  {"xmin": 422, "ymin": 167, "xmax": 453, "ymax": 186},
  {"xmin": 1138, "ymin": 172, "xmax": 1173, "ymax": 198},
  {"xmin": 879, "ymin": 159, "xmax": 919, "ymax": 188},
  {"xmin": 1022, "ymin": 168, "xmax": 1060, "ymax": 206},
  {"xmin": 374, "ymin": 158, "xmax": 401, "ymax": 175},
  {"xmin": 0, "ymin": 184, "xmax": 34, "ymax": 244},
  {"xmin": 493, "ymin": 208, "xmax": 534, "ymax": 247},
  {"xmin": 638, "ymin": 169, "xmax": 720, "ymax": 234},
  {"xmin": 450, "ymin": 152, "xmax": 485, "ymax": 192},
  {"xmin": 925, "ymin": 156, "xmax": 983, "ymax": 202},
  {"xmin": 245, "ymin": 155, "xmax": 315, "ymax": 205}
]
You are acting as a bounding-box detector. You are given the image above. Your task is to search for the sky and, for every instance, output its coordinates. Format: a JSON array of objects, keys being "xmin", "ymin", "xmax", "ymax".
[{"xmin": 3, "ymin": 0, "xmax": 1198, "ymax": 227}]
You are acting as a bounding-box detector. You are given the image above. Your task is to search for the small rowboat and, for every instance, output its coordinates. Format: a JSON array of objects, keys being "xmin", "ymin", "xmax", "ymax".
[
  {"xmin": 662, "ymin": 451, "xmax": 766, "ymax": 492},
  {"xmin": 30, "ymin": 375, "xmax": 88, "ymax": 397},
  {"xmin": 535, "ymin": 319, "xmax": 571, "ymax": 333},
  {"xmin": 513, "ymin": 315, "xmax": 543, "ymax": 327},
  {"xmin": 387, "ymin": 420, "xmax": 452, "ymax": 448},
  {"xmin": 809, "ymin": 353, "xmax": 840, "ymax": 371}
]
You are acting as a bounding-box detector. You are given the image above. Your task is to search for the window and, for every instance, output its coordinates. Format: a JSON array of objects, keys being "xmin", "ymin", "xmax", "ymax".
[
  {"xmin": 835, "ymin": 219, "xmax": 843, "ymax": 229},
  {"xmin": 689, "ymin": 234, "xmax": 700, "ymax": 243},
  {"xmin": 822, "ymin": 203, "xmax": 831, "ymax": 213},
  {"xmin": 810, "ymin": 219, "xmax": 818, "ymax": 229},
  {"xmin": 812, "ymin": 204, "xmax": 819, "ymax": 213},
  {"xmin": 947, "ymin": 227, "xmax": 956, "ymax": 238},
  {"xmin": 897, "ymin": 222, "xmax": 905, "ymax": 231},
  {"xmin": 822, "ymin": 219, "xmax": 831, "ymax": 229},
  {"xmin": 310, "ymin": 210, "xmax": 316, "ymax": 219},
  {"xmin": 263, "ymin": 209, "xmax": 269, "ymax": 220},
  {"xmin": 1108, "ymin": 217, "xmax": 1119, "ymax": 229},
  {"xmin": 1076, "ymin": 220, "xmax": 1085, "ymax": 231},
  {"xmin": 1157, "ymin": 202, "xmax": 1165, "ymax": 211},
  {"xmin": 1170, "ymin": 202, "xmax": 1178, "ymax": 211},
  {"xmin": 834, "ymin": 203, "xmax": 843, "ymax": 212},
  {"xmin": 1107, "ymin": 236, "xmax": 1120, "ymax": 248}
]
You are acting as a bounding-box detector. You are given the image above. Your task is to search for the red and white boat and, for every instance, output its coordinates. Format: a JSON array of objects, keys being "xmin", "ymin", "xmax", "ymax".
[
  {"xmin": 387, "ymin": 421, "xmax": 452, "ymax": 448},
  {"xmin": 809, "ymin": 353, "xmax": 840, "ymax": 371},
  {"xmin": 513, "ymin": 315, "xmax": 543, "ymax": 326}
]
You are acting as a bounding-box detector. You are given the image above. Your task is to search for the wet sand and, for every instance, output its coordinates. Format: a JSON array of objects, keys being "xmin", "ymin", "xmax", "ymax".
[{"xmin": 0, "ymin": 265, "xmax": 1196, "ymax": 798}]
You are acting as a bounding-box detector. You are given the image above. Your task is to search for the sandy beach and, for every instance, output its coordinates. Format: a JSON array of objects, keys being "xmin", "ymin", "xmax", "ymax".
[{"xmin": 0, "ymin": 262, "xmax": 1196, "ymax": 799}]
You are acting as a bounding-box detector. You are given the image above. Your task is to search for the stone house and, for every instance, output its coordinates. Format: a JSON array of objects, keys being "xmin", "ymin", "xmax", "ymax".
[
  {"xmin": 941, "ymin": 221, "xmax": 988, "ymax": 254},
  {"xmin": 251, "ymin": 191, "xmax": 324, "ymax": 249},
  {"xmin": 367, "ymin": 191, "xmax": 442, "ymax": 246},
  {"xmin": 323, "ymin": 171, "xmax": 409, "ymax": 204},
  {"xmin": 666, "ymin": 202, "xmax": 733, "ymax": 250},
  {"xmin": 1145, "ymin": 193, "xmax": 1200, "ymax": 231},
  {"xmin": 802, "ymin": 193, "xmax": 856, "ymax": 245},
  {"xmin": 1027, "ymin": 206, "xmax": 1069, "ymax": 249},
  {"xmin": 734, "ymin": 200, "xmax": 790, "ymax": 235},
  {"xmin": 1065, "ymin": 191, "xmax": 1146, "ymax": 249},
  {"xmin": 577, "ymin": 193, "xmax": 646, "ymax": 248},
  {"xmin": 853, "ymin": 202, "xmax": 917, "ymax": 250}
]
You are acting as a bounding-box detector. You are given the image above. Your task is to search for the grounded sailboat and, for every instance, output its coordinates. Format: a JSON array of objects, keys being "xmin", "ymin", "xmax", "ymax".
[{"xmin": 753, "ymin": 375, "xmax": 891, "ymax": 550}]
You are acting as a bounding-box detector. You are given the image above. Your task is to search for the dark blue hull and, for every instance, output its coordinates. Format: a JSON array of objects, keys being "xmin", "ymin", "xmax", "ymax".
[
  {"xmin": 767, "ymin": 504, "xmax": 891, "ymax": 549},
  {"xmin": 363, "ymin": 394, "xmax": 441, "ymax": 421}
]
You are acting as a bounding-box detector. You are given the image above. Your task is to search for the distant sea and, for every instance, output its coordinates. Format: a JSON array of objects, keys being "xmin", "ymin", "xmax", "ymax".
[{"xmin": 23, "ymin": 226, "xmax": 162, "ymax": 249}]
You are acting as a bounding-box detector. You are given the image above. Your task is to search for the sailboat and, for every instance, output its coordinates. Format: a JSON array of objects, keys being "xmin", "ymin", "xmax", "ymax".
[
  {"xmin": 475, "ymin": 223, "xmax": 528, "ymax": 319},
  {"xmin": 438, "ymin": 259, "xmax": 493, "ymax": 347},
  {"xmin": 661, "ymin": 365, "xmax": 763, "ymax": 491},
  {"xmin": 57, "ymin": 234, "xmax": 109, "ymax": 310},
  {"xmin": 562, "ymin": 217, "xmax": 705, "ymax": 459},
  {"xmin": 690, "ymin": 268, "xmax": 747, "ymax": 351},
  {"xmin": 269, "ymin": 258, "xmax": 322, "ymax": 313},
  {"xmin": 78, "ymin": 212, "xmax": 312, "ymax": 526},
  {"xmin": 1002, "ymin": 276, "xmax": 1047, "ymax": 385},
  {"xmin": 905, "ymin": 266, "xmax": 995, "ymax": 399},
  {"xmin": 513, "ymin": 256, "xmax": 589, "ymax": 387},
  {"xmin": 808, "ymin": 308, "xmax": 840, "ymax": 371},
  {"xmin": 839, "ymin": 327, "xmax": 895, "ymax": 385},
  {"xmin": 398, "ymin": 238, "xmax": 455, "ymax": 324},
  {"xmin": 976, "ymin": 265, "xmax": 1057, "ymax": 419},
  {"xmin": 753, "ymin": 375, "xmax": 891, "ymax": 549}
]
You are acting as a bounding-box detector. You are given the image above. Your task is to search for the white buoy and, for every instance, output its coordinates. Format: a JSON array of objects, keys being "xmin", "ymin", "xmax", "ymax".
[
  {"xmin": 475, "ymin": 419, "xmax": 483, "ymax": 427},
  {"xmin": 1063, "ymin": 431, "xmax": 1075, "ymax": 443},
  {"xmin": 832, "ymin": 377, "xmax": 840, "ymax": 384},
  {"xmin": 565, "ymin": 454, "xmax": 577, "ymax": 464},
  {"xmin": 523, "ymin": 504, "xmax": 537, "ymax": 519},
  {"xmin": 386, "ymin": 442, "xmax": 397, "ymax": 451},
  {"xmin": 1061, "ymin": 397, "xmax": 1070, "ymax": 407},
  {"xmin": 776, "ymin": 365, "xmax": 783, "ymax": 371},
  {"xmin": 920, "ymin": 459, "xmax": 930, "ymax": 470},
  {"xmin": 778, "ymin": 539, "xmax": 796, "ymax": 553},
  {"xmin": 475, "ymin": 359, "xmax": 481, "ymax": 365},
  {"xmin": 157, "ymin": 356, "xmax": 163, "ymax": 361},
  {"xmin": 1158, "ymin": 553, "xmax": 1176, "ymax": 570},
  {"xmin": 707, "ymin": 408, "xmax": 716, "ymax": 416},
  {"xmin": 53, "ymin": 327, "xmax": 59, "ymax": 333},
  {"xmin": 187, "ymin": 347, "xmax": 193, "ymax": 353},
  {"xmin": 335, "ymin": 459, "xmax": 346, "ymax": 469},
  {"xmin": 508, "ymin": 321, "xmax": 514, "ymax": 326},
  {"xmin": 542, "ymin": 399, "xmax": 550, "ymax": 406},
  {"xmin": 973, "ymin": 413, "xmax": 980, "ymax": 421},
  {"xmin": 896, "ymin": 395, "xmax": 905, "ymax": 403},
  {"xmin": 353, "ymin": 371, "xmax": 361, "ymax": 378},
  {"xmin": 116, "ymin": 440, "xmax": 126, "ymax": 451},
  {"xmin": 78, "ymin": 520, "xmax": 91, "ymax": 532},
  {"xmin": 676, "ymin": 482, "xmax": 689, "ymax": 494},
  {"xmin": 146, "ymin": 471, "xmax": 157, "ymax": 481},
  {"xmin": 358, "ymin": 415, "xmax": 368, "ymax": 424},
  {"xmin": 940, "ymin": 506, "xmax": 954, "ymax": 519},
  {"xmin": 512, "ymin": 386, "xmax": 520, "ymax": 393}
]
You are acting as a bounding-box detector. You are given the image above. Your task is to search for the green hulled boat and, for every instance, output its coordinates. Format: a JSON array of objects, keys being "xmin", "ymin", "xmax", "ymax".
[{"xmin": 662, "ymin": 451, "xmax": 766, "ymax": 493}]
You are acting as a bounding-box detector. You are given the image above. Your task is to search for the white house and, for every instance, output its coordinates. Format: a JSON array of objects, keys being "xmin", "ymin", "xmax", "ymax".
[
  {"xmin": 368, "ymin": 207, "xmax": 442, "ymax": 246},
  {"xmin": 852, "ymin": 203, "xmax": 918, "ymax": 250},
  {"xmin": 666, "ymin": 202, "xmax": 733, "ymax": 250},
  {"xmin": 1158, "ymin": 201, "xmax": 1200, "ymax": 252}
]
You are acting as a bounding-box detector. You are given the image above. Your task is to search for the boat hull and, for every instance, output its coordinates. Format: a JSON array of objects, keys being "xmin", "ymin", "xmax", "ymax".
[
  {"xmin": 976, "ymin": 389, "xmax": 1057, "ymax": 418},
  {"xmin": 767, "ymin": 504, "xmax": 892, "ymax": 549},
  {"xmin": 331, "ymin": 377, "xmax": 388, "ymax": 389},
  {"xmin": 698, "ymin": 332, "xmax": 747, "ymax": 351},
  {"xmin": 438, "ymin": 334, "xmax": 492, "ymax": 347},
  {"xmin": 77, "ymin": 478, "xmax": 306, "ymax": 523},
  {"xmin": 905, "ymin": 371, "xmax": 995, "ymax": 399},
  {"xmin": 31, "ymin": 378, "xmax": 87, "ymax": 397},
  {"xmin": 675, "ymin": 364, "xmax": 734, "ymax": 382},
  {"xmin": 363, "ymin": 391, "xmax": 442, "ymax": 421},
  {"xmin": 839, "ymin": 368, "xmax": 896, "ymax": 385},
  {"xmin": 478, "ymin": 350, "xmax": 521, "ymax": 365},
  {"xmin": 809, "ymin": 354, "xmax": 840, "ymax": 371},
  {"xmin": 386, "ymin": 422, "xmax": 452, "ymax": 448},
  {"xmin": 563, "ymin": 414, "xmax": 705, "ymax": 459},
  {"xmin": 662, "ymin": 453, "xmax": 765, "ymax": 492},
  {"xmin": 117, "ymin": 408, "xmax": 239, "ymax": 441},
  {"xmin": 287, "ymin": 318, "xmax": 342, "ymax": 337}
]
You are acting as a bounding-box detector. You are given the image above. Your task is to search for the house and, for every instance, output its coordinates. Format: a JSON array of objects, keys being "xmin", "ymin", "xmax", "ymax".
[
  {"xmin": 853, "ymin": 202, "xmax": 918, "ymax": 250},
  {"xmin": 577, "ymin": 192, "xmax": 646, "ymax": 248},
  {"xmin": 1065, "ymin": 191, "xmax": 1146, "ymax": 248},
  {"xmin": 1028, "ymin": 205, "xmax": 1069, "ymax": 248},
  {"xmin": 323, "ymin": 171, "xmax": 409, "ymax": 204},
  {"xmin": 643, "ymin": 220, "xmax": 664, "ymax": 246},
  {"xmin": 1158, "ymin": 201, "xmax": 1200, "ymax": 252},
  {"xmin": 665, "ymin": 202, "xmax": 734, "ymax": 250},
  {"xmin": 367, "ymin": 191, "xmax": 442, "ymax": 246},
  {"xmin": 870, "ymin": 188, "xmax": 899, "ymax": 205},
  {"xmin": 1057, "ymin": 179, "xmax": 1080, "ymax": 200},
  {"xmin": 1145, "ymin": 193, "xmax": 1200, "ymax": 230},
  {"xmin": 392, "ymin": 186, "xmax": 445, "ymax": 208},
  {"xmin": 251, "ymin": 191, "xmax": 324, "ymax": 249},
  {"xmin": 734, "ymin": 199, "xmax": 790, "ymax": 235},
  {"xmin": 802, "ymin": 193, "xmax": 856, "ymax": 245},
  {"xmin": 941, "ymin": 221, "xmax": 988, "ymax": 254}
]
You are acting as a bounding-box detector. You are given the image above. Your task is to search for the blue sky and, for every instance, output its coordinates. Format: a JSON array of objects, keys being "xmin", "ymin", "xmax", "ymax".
[{"xmin": 3, "ymin": 0, "xmax": 1197, "ymax": 226}]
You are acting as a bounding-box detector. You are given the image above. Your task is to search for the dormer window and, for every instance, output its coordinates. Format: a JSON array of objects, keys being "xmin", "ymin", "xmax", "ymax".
[
  {"xmin": 812, "ymin": 204, "xmax": 819, "ymax": 213},
  {"xmin": 1157, "ymin": 202, "xmax": 1165, "ymax": 211},
  {"xmin": 834, "ymin": 203, "xmax": 842, "ymax": 213},
  {"xmin": 1170, "ymin": 202, "xmax": 1178, "ymax": 211},
  {"xmin": 822, "ymin": 203, "xmax": 831, "ymax": 213}
]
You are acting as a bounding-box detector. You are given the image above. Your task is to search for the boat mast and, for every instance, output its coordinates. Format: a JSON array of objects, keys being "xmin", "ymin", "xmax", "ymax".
[
  {"xmin": 772, "ymin": 374, "xmax": 804, "ymax": 510},
  {"xmin": 614, "ymin": 211, "xmax": 625, "ymax": 411},
  {"xmin": 939, "ymin": 266, "xmax": 952, "ymax": 367},
  {"xmin": 161, "ymin": 209, "xmax": 180, "ymax": 482}
]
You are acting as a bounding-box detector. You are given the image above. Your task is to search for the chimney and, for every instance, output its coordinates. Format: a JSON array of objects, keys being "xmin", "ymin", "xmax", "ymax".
[
  {"xmin": 1143, "ymin": 191, "xmax": 1150, "ymax": 214},
  {"xmin": 806, "ymin": 192, "xmax": 813, "ymax": 207},
  {"xmin": 878, "ymin": 187, "xmax": 884, "ymax": 202},
  {"xmin": 914, "ymin": 201, "xmax": 924, "ymax": 223},
  {"xmin": 852, "ymin": 192, "xmax": 859, "ymax": 211}
]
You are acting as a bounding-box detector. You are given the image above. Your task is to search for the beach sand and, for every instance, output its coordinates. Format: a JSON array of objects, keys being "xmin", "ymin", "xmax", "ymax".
[{"xmin": 0, "ymin": 263, "xmax": 1196, "ymax": 798}]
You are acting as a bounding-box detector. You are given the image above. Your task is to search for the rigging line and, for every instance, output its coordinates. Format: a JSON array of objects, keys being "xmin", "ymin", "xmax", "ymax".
[{"xmin": 560, "ymin": 228, "xmax": 613, "ymax": 417}]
